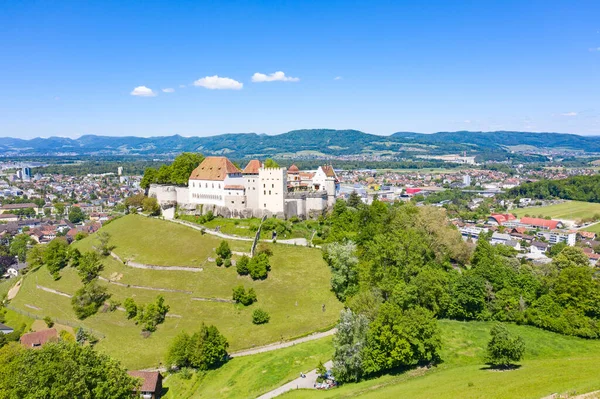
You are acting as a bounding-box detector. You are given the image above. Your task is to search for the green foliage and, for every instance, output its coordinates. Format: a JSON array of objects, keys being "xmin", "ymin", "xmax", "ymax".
[
  {"xmin": 215, "ymin": 257, "xmax": 223, "ymax": 267},
  {"xmin": 71, "ymin": 281, "xmax": 110, "ymax": 319},
  {"xmin": 25, "ymin": 244, "xmax": 45, "ymax": 270},
  {"xmin": 322, "ymin": 241, "xmax": 359, "ymax": 301},
  {"xmin": 10, "ymin": 233, "xmax": 33, "ymax": 262},
  {"xmin": 264, "ymin": 158, "xmax": 280, "ymax": 168},
  {"xmin": 142, "ymin": 196, "xmax": 161, "ymax": 216},
  {"xmin": 0, "ymin": 341, "xmax": 138, "ymax": 398},
  {"xmin": 166, "ymin": 324, "xmax": 229, "ymax": 370},
  {"xmin": 123, "ymin": 298, "xmax": 137, "ymax": 319},
  {"xmin": 68, "ymin": 206, "xmax": 86, "ymax": 224},
  {"xmin": 509, "ymin": 175, "xmax": 600, "ymax": 202},
  {"xmin": 485, "ymin": 323, "xmax": 525, "ymax": 367},
  {"xmin": 223, "ymin": 258, "xmax": 232, "ymax": 268},
  {"xmin": 133, "ymin": 296, "xmax": 170, "ymax": 332},
  {"xmin": 96, "ymin": 231, "xmax": 114, "ymax": 256},
  {"xmin": 236, "ymin": 255, "xmax": 250, "ymax": 275},
  {"xmin": 141, "ymin": 152, "xmax": 205, "ymax": 188},
  {"xmin": 332, "ymin": 309, "xmax": 369, "ymax": 383},
  {"xmin": 252, "ymin": 309, "xmax": 270, "ymax": 324},
  {"xmin": 43, "ymin": 238, "xmax": 70, "ymax": 279},
  {"xmin": 248, "ymin": 253, "xmax": 271, "ymax": 280},
  {"xmin": 77, "ymin": 251, "xmax": 104, "ymax": 283},
  {"xmin": 74, "ymin": 231, "xmax": 88, "ymax": 241},
  {"xmin": 43, "ymin": 316, "xmax": 54, "ymax": 328},
  {"xmin": 216, "ymin": 240, "xmax": 232, "ymax": 259},
  {"xmin": 232, "ymin": 285, "xmax": 257, "ymax": 306}
]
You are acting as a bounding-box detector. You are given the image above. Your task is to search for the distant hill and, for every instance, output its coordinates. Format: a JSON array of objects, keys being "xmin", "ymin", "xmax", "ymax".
[{"xmin": 1, "ymin": 129, "xmax": 599, "ymax": 157}]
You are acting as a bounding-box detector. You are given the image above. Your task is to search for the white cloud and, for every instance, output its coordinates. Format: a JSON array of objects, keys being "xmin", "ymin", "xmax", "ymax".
[
  {"xmin": 162, "ymin": 88, "xmax": 175, "ymax": 93},
  {"xmin": 561, "ymin": 111, "xmax": 578, "ymax": 116},
  {"xmin": 334, "ymin": 76, "xmax": 343, "ymax": 80},
  {"xmin": 130, "ymin": 86, "xmax": 157, "ymax": 97},
  {"xmin": 589, "ymin": 47, "xmax": 600, "ymax": 52},
  {"xmin": 179, "ymin": 84, "xmax": 186, "ymax": 88},
  {"xmin": 464, "ymin": 119, "xmax": 472, "ymax": 123},
  {"xmin": 251, "ymin": 71, "xmax": 299, "ymax": 83},
  {"xmin": 193, "ymin": 75, "xmax": 243, "ymax": 90}
]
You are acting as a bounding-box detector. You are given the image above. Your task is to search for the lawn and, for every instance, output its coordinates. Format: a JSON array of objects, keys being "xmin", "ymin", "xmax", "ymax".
[
  {"xmin": 282, "ymin": 320, "xmax": 600, "ymax": 399},
  {"xmin": 583, "ymin": 223, "xmax": 600, "ymax": 234},
  {"xmin": 163, "ymin": 336, "xmax": 333, "ymax": 399},
  {"xmin": 513, "ymin": 200, "xmax": 600, "ymax": 222},
  {"xmin": 7, "ymin": 215, "xmax": 343, "ymax": 369}
]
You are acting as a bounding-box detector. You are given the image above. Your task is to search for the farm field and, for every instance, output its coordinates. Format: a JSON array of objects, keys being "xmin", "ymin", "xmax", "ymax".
[
  {"xmin": 6, "ymin": 215, "xmax": 343, "ymax": 369},
  {"xmin": 282, "ymin": 320, "xmax": 600, "ymax": 399},
  {"xmin": 513, "ymin": 200, "xmax": 600, "ymax": 221}
]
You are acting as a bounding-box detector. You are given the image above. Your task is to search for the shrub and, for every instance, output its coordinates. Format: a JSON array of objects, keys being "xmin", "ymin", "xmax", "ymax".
[
  {"xmin": 252, "ymin": 309, "xmax": 270, "ymax": 324},
  {"xmin": 224, "ymin": 258, "xmax": 232, "ymax": 268},
  {"xmin": 43, "ymin": 316, "xmax": 54, "ymax": 328},
  {"xmin": 166, "ymin": 324, "xmax": 229, "ymax": 370},
  {"xmin": 59, "ymin": 330, "xmax": 75, "ymax": 342},
  {"xmin": 71, "ymin": 281, "xmax": 110, "ymax": 320},
  {"xmin": 255, "ymin": 243, "xmax": 273, "ymax": 257},
  {"xmin": 485, "ymin": 323, "xmax": 525, "ymax": 368},
  {"xmin": 123, "ymin": 298, "xmax": 137, "ymax": 319},
  {"xmin": 248, "ymin": 253, "xmax": 270, "ymax": 280},
  {"xmin": 232, "ymin": 285, "xmax": 257, "ymax": 306},
  {"xmin": 216, "ymin": 241, "xmax": 232, "ymax": 259},
  {"xmin": 236, "ymin": 255, "xmax": 250, "ymax": 275},
  {"xmin": 215, "ymin": 257, "xmax": 223, "ymax": 267}
]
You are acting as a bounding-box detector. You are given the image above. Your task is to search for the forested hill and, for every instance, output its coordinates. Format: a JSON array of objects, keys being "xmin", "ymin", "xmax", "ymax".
[
  {"xmin": 1, "ymin": 129, "xmax": 599, "ymax": 157},
  {"xmin": 509, "ymin": 175, "xmax": 600, "ymax": 203}
]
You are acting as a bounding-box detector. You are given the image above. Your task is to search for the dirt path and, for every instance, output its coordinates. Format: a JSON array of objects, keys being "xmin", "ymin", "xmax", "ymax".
[
  {"xmin": 7, "ymin": 279, "xmax": 22, "ymax": 300},
  {"xmin": 36, "ymin": 284, "xmax": 72, "ymax": 298},
  {"xmin": 542, "ymin": 391, "xmax": 600, "ymax": 399},
  {"xmin": 256, "ymin": 360, "xmax": 333, "ymax": 399},
  {"xmin": 191, "ymin": 297, "xmax": 235, "ymax": 303},
  {"xmin": 98, "ymin": 276, "xmax": 193, "ymax": 294},
  {"xmin": 110, "ymin": 252, "xmax": 203, "ymax": 272},
  {"xmin": 230, "ymin": 328, "xmax": 337, "ymax": 358}
]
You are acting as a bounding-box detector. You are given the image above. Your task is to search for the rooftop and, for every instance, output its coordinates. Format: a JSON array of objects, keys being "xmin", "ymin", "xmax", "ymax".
[{"xmin": 190, "ymin": 157, "xmax": 241, "ymax": 181}]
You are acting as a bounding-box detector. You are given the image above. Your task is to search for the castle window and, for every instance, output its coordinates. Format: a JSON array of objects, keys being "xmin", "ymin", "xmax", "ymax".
[
  {"xmin": 269, "ymin": 190, "xmax": 271, "ymax": 195},
  {"xmin": 272, "ymin": 184, "xmax": 274, "ymax": 188}
]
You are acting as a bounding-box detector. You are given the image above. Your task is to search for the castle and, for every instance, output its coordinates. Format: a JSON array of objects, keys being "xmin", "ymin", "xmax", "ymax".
[{"xmin": 149, "ymin": 157, "xmax": 339, "ymax": 219}]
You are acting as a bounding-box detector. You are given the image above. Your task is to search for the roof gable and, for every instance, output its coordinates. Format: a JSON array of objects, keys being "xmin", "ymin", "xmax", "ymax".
[
  {"xmin": 128, "ymin": 371, "xmax": 161, "ymax": 392},
  {"xmin": 190, "ymin": 157, "xmax": 241, "ymax": 181},
  {"xmin": 242, "ymin": 159, "xmax": 261, "ymax": 174}
]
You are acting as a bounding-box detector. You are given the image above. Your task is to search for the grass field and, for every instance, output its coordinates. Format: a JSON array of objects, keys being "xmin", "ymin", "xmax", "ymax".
[
  {"xmin": 7, "ymin": 215, "xmax": 343, "ymax": 369},
  {"xmin": 281, "ymin": 320, "xmax": 600, "ymax": 399},
  {"xmin": 163, "ymin": 336, "xmax": 333, "ymax": 399},
  {"xmin": 583, "ymin": 223, "xmax": 600, "ymax": 234},
  {"xmin": 513, "ymin": 200, "xmax": 600, "ymax": 222}
]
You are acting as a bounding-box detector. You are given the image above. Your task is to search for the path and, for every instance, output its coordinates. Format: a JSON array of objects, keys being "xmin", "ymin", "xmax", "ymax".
[
  {"xmin": 542, "ymin": 390, "xmax": 600, "ymax": 399},
  {"xmin": 110, "ymin": 252, "xmax": 203, "ymax": 272},
  {"xmin": 230, "ymin": 328, "xmax": 337, "ymax": 358},
  {"xmin": 577, "ymin": 220, "xmax": 600, "ymax": 231},
  {"xmin": 7, "ymin": 279, "xmax": 22, "ymax": 300},
  {"xmin": 37, "ymin": 284, "xmax": 71, "ymax": 298},
  {"xmin": 98, "ymin": 276, "xmax": 193, "ymax": 294},
  {"xmin": 256, "ymin": 361, "xmax": 333, "ymax": 399}
]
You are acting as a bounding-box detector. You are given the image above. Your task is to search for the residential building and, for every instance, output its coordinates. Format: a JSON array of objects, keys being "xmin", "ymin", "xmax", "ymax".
[
  {"xmin": 537, "ymin": 230, "xmax": 576, "ymax": 246},
  {"xmin": 127, "ymin": 371, "xmax": 163, "ymax": 399},
  {"xmin": 20, "ymin": 329, "xmax": 58, "ymax": 348}
]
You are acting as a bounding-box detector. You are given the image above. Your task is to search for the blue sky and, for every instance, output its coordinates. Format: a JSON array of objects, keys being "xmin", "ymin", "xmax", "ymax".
[{"xmin": 1, "ymin": 0, "xmax": 599, "ymax": 138}]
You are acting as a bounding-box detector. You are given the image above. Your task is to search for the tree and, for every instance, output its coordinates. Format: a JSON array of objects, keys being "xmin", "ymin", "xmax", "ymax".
[
  {"xmin": 77, "ymin": 251, "xmax": 104, "ymax": 283},
  {"xmin": 68, "ymin": 206, "xmax": 86, "ymax": 224},
  {"xmin": 0, "ymin": 341, "xmax": 138, "ymax": 398},
  {"xmin": 264, "ymin": 158, "xmax": 280, "ymax": 168},
  {"xmin": 170, "ymin": 153, "xmax": 205, "ymax": 185},
  {"xmin": 43, "ymin": 238, "xmax": 69, "ymax": 279},
  {"xmin": 123, "ymin": 298, "xmax": 138, "ymax": 319},
  {"xmin": 252, "ymin": 309, "xmax": 270, "ymax": 324},
  {"xmin": 140, "ymin": 168, "xmax": 158, "ymax": 190},
  {"xmin": 10, "ymin": 234, "xmax": 32, "ymax": 262},
  {"xmin": 485, "ymin": 323, "xmax": 525, "ymax": 368},
  {"xmin": 232, "ymin": 285, "xmax": 257, "ymax": 306},
  {"xmin": 142, "ymin": 196, "xmax": 161, "ymax": 216},
  {"xmin": 236, "ymin": 255, "xmax": 250, "ymax": 275},
  {"xmin": 547, "ymin": 242, "xmax": 567, "ymax": 258},
  {"xmin": 96, "ymin": 231, "xmax": 114, "ymax": 256},
  {"xmin": 71, "ymin": 281, "xmax": 110, "ymax": 319},
  {"xmin": 248, "ymin": 253, "xmax": 270, "ymax": 280},
  {"xmin": 347, "ymin": 191, "xmax": 363, "ymax": 208},
  {"xmin": 25, "ymin": 244, "xmax": 45, "ymax": 271},
  {"xmin": 135, "ymin": 295, "xmax": 170, "ymax": 332},
  {"xmin": 362, "ymin": 304, "xmax": 441, "ymax": 375},
  {"xmin": 216, "ymin": 241, "xmax": 232, "ymax": 259},
  {"xmin": 166, "ymin": 324, "xmax": 229, "ymax": 370},
  {"xmin": 323, "ymin": 241, "xmax": 359, "ymax": 301},
  {"xmin": 332, "ymin": 309, "xmax": 370, "ymax": 383}
]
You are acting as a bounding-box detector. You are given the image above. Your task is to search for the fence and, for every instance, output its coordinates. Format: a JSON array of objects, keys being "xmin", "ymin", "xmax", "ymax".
[
  {"xmin": 5, "ymin": 303, "xmax": 106, "ymax": 339},
  {"xmin": 251, "ymin": 215, "xmax": 268, "ymax": 257}
]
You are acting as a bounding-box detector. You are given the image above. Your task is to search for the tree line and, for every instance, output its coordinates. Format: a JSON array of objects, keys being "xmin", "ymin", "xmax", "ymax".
[{"xmin": 509, "ymin": 175, "xmax": 600, "ymax": 203}]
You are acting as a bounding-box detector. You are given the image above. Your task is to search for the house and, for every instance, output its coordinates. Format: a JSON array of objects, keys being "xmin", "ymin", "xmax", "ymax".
[
  {"xmin": 0, "ymin": 203, "xmax": 39, "ymax": 215},
  {"xmin": 530, "ymin": 241, "xmax": 549, "ymax": 254},
  {"xmin": 536, "ymin": 230, "xmax": 576, "ymax": 246},
  {"xmin": 0, "ymin": 323, "xmax": 14, "ymax": 334},
  {"xmin": 0, "ymin": 214, "xmax": 19, "ymax": 223},
  {"xmin": 127, "ymin": 371, "xmax": 163, "ymax": 399},
  {"xmin": 4, "ymin": 262, "xmax": 27, "ymax": 278},
  {"xmin": 20, "ymin": 328, "xmax": 58, "ymax": 348},
  {"xmin": 579, "ymin": 231, "xmax": 597, "ymax": 240},
  {"xmin": 519, "ymin": 217, "xmax": 563, "ymax": 230}
]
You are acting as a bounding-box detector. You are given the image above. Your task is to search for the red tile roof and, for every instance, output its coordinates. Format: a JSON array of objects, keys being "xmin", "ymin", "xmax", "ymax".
[
  {"xmin": 489, "ymin": 213, "xmax": 517, "ymax": 225},
  {"xmin": 190, "ymin": 157, "xmax": 241, "ymax": 181},
  {"xmin": 242, "ymin": 159, "xmax": 261, "ymax": 174},
  {"xmin": 20, "ymin": 329, "xmax": 58, "ymax": 348},
  {"xmin": 0, "ymin": 203, "xmax": 37, "ymax": 210},
  {"xmin": 321, "ymin": 165, "xmax": 337, "ymax": 178},
  {"xmin": 520, "ymin": 217, "xmax": 561, "ymax": 230},
  {"xmin": 127, "ymin": 371, "xmax": 162, "ymax": 392},
  {"xmin": 288, "ymin": 164, "xmax": 300, "ymax": 173}
]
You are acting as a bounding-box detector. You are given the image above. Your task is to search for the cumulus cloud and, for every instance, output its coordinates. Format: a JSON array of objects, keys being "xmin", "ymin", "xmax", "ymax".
[
  {"xmin": 162, "ymin": 88, "xmax": 175, "ymax": 93},
  {"xmin": 193, "ymin": 75, "xmax": 243, "ymax": 90},
  {"xmin": 130, "ymin": 86, "xmax": 157, "ymax": 97},
  {"xmin": 251, "ymin": 71, "xmax": 299, "ymax": 82},
  {"xmin": 561, "ymin": 111, "xmax": 578, "ymax": 116}
]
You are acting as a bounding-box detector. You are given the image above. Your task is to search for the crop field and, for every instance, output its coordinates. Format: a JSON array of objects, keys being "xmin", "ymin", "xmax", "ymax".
[{"xmin": 513, "ymin": 200, "xmax": 600, "ymax": 222}]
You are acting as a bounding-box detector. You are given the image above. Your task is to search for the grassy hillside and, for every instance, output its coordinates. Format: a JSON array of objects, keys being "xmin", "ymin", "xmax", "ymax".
[
  {"xmin": 282, "ymin": 320, "xmax": 600, "ymax": 399},
  {"xmin": 7, "ymin": 215, "xmax": 343, "ymax": 369},
  {"xmin": 513, "ymin": 200, "xmax": 600, "ymax": 221}
]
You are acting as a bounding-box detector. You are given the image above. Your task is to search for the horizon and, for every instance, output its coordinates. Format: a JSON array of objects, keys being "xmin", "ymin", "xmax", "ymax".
[{"xmin": 1, "ymin": 1, "xmax": 600, "ymax": 138}]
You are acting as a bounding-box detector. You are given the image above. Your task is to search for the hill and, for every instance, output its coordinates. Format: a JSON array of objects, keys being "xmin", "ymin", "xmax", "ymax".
[
  {"xmin": 163, "ymin": 320, "xmax": 600, "ymax": 399},
  {"xmin": 6, "ymin": 215, "xmax": 343, "ymax": 369},
  {"xmin": 2, "ymin": 129, "xmax": 600, "ymax": 157}
]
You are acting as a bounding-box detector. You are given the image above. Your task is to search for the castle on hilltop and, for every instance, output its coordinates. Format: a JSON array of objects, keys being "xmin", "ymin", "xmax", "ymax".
[{"xmin": 149, "ymin": 156, "xmax": 339, "ymax": 219}]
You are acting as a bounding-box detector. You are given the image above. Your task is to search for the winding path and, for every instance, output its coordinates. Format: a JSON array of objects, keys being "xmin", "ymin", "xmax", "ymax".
[
  {"xmin": 256, "ymin": 361, "xmax": 333, "ymax": 399},
  {"xmin": 230, "ymin": 328, "xmax": 337, "ymax": 358},
  {"xmin": 98, "ymin": 276, "xmax": 193, "ymax": 294}
]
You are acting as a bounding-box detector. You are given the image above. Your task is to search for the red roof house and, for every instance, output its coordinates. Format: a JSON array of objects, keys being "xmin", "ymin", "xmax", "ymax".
[
  {"xmin": 189, "ymin": 157, "xmax": 241, "ymax": 181},
  {"xmin": 20, "ymin": 329, "xmax": 58, "ymax": 348},
  {"xmin": 127, "ymin": 371, "xmax": 163, "ymax": 399},
  {"xmin": 519, "ymin": 217, "xmax": 562, "ymax": 230}
]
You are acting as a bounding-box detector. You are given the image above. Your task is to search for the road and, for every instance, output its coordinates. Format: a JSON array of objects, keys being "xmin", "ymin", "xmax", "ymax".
[
  {"xmin": 230, "ymin": 328, "xmax": 337, "ymax": 358},
  {"xmin": 256, "ymin": 361, "xmax": 333, "ymax": 399}
]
